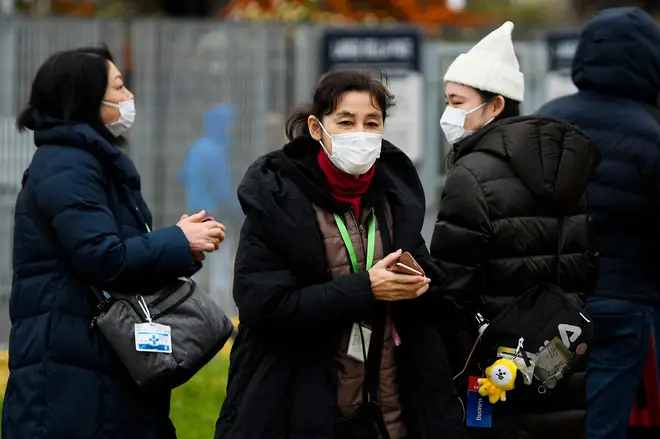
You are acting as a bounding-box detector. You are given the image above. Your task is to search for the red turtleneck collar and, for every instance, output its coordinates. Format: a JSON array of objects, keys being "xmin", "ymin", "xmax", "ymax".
[{"xmin": 317, "ymin": 149, "xmax": 375, "ymax": 220}]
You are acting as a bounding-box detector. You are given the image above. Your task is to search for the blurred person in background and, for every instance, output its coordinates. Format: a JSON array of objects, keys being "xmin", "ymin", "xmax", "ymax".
[
  {"xmin": 537, "ymin": 7, "xmax": 660, "ymax": 439},
  {"xmin": 2, "ymin": 46, "xmax": 225, "ymax": 439},
  {"xmin": 178, "ymin": 103, "xmax": 241, "ymax": 312},
  {"xmin": 431, "ymin": 21, "xmax": 599, "ymax": 439},
  {"xmin": 214, "ymin": 70, "xmax": 464, "ymax": 439}
]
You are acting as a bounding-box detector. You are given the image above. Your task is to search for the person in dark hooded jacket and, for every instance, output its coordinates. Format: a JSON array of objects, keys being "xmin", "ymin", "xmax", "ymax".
[
  {"xmin": 536, "ymin": 7, "xmax": 660, "ymax": 439},
  {"xmin": 431, "ymin": 21, "xmax": 600, "ymax": 439},
  {"xmin": 214, "ymin": 70, "xmax": 464, "ymax": 439},
  {"xmin": 1, "ymin": 46, "xmax": 226, "ymax": 439}
]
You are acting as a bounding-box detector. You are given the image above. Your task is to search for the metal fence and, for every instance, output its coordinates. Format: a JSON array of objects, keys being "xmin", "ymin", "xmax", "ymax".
[{"xmin": 0, "ymin": 17, "xmax": 553, "ymax": 347}]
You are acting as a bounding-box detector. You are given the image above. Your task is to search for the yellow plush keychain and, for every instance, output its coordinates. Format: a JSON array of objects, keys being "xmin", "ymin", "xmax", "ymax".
[{"xmin": 478, "ymin": 358, "xmax": 518, "ymax": 404}]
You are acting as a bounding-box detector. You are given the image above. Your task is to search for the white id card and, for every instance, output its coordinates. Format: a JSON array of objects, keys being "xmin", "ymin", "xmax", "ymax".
[
  {"xmin": 134, "ymin": 322, "xmax": 172, "ymax": 353},
  {"xmin": 347, "ymin": 323, "xmax": 371, "ymax": 363}
]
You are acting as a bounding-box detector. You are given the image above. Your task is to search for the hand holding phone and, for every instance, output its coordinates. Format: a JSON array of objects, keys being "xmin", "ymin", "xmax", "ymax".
[{"xmin": 369, "ymin": 250, "xmax": 430, "ymax": 301}]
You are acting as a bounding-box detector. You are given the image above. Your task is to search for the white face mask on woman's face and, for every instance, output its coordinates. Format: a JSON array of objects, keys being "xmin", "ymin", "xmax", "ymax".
[
  {"xmin": 103, "ymin": 99, "xmax": 136, "ymax": 137},
  {"xmin": 317, "ymin": 120, "xmax": 383, "ymax": 176},
  {"xmin": 440, "ymin": 101, "xmax": 493, "ymax": 145}
]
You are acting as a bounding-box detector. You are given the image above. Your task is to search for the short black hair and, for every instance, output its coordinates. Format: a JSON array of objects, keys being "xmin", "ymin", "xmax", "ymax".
[
  {"xmin": 285, "ymin": 70, "xmax": 395, "ymax": 141},
  {"xmin": 475, "ymin": 88, "xmax": 521, "ymax": 120},
  {"xmin": 16, "ymin": 45, "xmax": 122, "ymax": 145}
]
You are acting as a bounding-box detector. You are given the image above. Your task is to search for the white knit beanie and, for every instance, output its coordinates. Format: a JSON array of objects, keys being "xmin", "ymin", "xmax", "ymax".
[{"xmin": 444, "ymin": 21, "xmax": 524, "ymax": 102}]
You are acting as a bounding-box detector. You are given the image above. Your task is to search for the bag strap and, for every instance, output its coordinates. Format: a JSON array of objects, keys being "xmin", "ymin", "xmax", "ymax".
[
  {"xmin": 361, "ymin": 203, "xmax": 392, "ymax": 406},
  {"xmin": 557, "ymin": 216, "xmax": 564, "ymax": 286}
]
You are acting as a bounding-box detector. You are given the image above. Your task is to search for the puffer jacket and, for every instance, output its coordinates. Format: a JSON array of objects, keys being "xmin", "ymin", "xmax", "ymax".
[
  {"xmin": 2, "ymin": 113, "xmax": 200, "ymax": 439},
  {"xmin": 537, "ymin": 7, "xmax": 660, "ymax": 306},
  {"xmin": 431, "ymin": 116, "xmax": 600, "ymax": 439},
  {"xmin": 215, "ymin": 136, "xmax": 464, "ymax": 439}
]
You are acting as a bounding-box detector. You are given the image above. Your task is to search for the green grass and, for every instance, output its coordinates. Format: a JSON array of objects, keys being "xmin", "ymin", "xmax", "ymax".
[
  {"xmin": 0, "ymin": 355, "xmax": 230, "ymax": 439},
  {"xmin": 171, "ymin": 355, "xmax": 230, "ymax": 439}
]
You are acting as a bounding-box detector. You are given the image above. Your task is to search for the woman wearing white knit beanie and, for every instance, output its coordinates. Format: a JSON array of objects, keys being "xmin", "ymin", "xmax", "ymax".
[
  {"xmin": 431, "ymin": 22, "xmax": 601, "ymax": 439},
  {"xmin": 440, "ymin": 21, "xmax": 523, "ymax": 144}
]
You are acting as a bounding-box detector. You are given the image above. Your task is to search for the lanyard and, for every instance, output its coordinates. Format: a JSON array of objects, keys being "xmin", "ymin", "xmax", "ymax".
[
  {"xmin": 145, "ymin": 223, "xmax": 151, "ymax": 233},
  {"xmin": 333, "ymin": 213, "xmax": 376, "ymax": 273}
]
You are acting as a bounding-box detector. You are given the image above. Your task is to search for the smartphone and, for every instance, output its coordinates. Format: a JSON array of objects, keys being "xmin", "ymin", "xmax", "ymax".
[
  {"xmin": 394, "ymin": 262, "xmax": 423, "ymax": 276},
  {"xmin": 387, "ymin": 251, "xmax": 425, "ymax": 276}
]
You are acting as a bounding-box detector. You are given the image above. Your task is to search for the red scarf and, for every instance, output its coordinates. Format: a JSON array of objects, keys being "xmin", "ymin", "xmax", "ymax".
[{"xmin": 317, "ymin": 149, "xmax": 374, "ymax": 220}]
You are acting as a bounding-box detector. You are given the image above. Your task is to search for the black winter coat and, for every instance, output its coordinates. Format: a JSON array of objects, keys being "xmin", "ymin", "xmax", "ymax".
[
  {"xmin": 214, "ymin": 137, "xmax": 464, "ymax": 439},
  {"xmin": 537, "ymin": 7, "xmax": 660, "ymax": 306},
  {"xmin": 430, "ymin": 116, "xmax": 600, "ymax": 439},
  {"xmin": 2, "ymin": 114, "xmax": 200, "ymax": 439}
]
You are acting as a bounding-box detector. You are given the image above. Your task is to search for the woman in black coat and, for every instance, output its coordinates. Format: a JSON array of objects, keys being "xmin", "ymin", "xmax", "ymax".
[
  {"xmin": 214, "ymin": 70, "xmax": 464, "ymax": 439},
  {"xmin": 2, "ymin": 46, "xmax": 226, "ymax": 439},
  {"xmin": 431, "ymin": 22, "xmax": 600, "ymax": 439}
]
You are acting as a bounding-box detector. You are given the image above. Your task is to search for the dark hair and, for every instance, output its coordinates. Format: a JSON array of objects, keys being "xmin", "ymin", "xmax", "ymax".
[
  {"xmin": 285, "ymin": 70, "xmax": 395, "ymax": 141},
  {"xmin": 475, "ymin": 88, "xmax": 521, "ymax": 120},
  {"xmin": 17, "ymin": 45, "xmax": 122, "ymax": 145}
]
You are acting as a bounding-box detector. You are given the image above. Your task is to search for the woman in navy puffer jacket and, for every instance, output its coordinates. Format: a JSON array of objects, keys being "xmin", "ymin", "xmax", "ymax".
[{"xmin": 1, "ymin": 46, "xmax": 226, "ymax": 439}]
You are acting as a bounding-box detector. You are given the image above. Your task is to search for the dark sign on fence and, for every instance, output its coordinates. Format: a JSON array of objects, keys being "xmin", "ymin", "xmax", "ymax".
[{"xmin": 545, "ymin": 29, "xmax": 580, "ymax": 100}]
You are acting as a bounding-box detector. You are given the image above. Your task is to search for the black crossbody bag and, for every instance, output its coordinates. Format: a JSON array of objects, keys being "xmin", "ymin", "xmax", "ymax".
[{"xmin": 456, "ymin": 216, "xmax": 596, "ymax": 398}]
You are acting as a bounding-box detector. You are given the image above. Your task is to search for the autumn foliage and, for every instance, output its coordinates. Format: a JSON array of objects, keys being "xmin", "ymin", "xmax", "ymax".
[{"xmin": 221, "ymin": 0, "xmax": 491, "ymax": 25}]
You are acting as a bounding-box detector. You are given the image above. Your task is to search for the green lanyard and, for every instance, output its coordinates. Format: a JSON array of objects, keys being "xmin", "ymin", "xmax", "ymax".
[
  {"xmin": 145, "ymin": 223, "xmax": 151, "ymax": 233},
  {"xmin": 333, "ymin": 213, "xmax": 376, "ymax": 273}
]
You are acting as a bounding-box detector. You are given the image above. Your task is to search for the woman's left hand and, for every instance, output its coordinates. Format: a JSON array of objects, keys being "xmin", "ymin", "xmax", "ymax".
[
  {"xmin": 179, "ymin": 213, "xmax": 220, "ymax": 254},
  {"xmin": 181, "ymin": 213, "xmax": 222, "ymax": 261}
]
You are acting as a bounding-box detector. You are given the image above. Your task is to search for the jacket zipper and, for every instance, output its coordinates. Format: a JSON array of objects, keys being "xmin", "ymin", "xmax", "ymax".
[
  {"xmin": 349, "ymin": 208, "xmax": 374, "ymax": 267},
  {"xmin": 151, "ymin": 282, "xmax": 195, "ymax": 320},
  {"xmin": 148, "ymin": 279, "xmax": 187, "ymax": 309}
]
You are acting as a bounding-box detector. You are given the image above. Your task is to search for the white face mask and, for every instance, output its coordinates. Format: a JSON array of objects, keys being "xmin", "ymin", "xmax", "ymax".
[
  {"xmin": 103, "ymin": 99, "xmax": 136, "ymax": 137},
  {"xmin": 440, "ymin": 101, "xmax": 493, "ymax": 145},
  {"xmin": 317, "ymin": 120, "xmax": 383, "ymax": 176}
]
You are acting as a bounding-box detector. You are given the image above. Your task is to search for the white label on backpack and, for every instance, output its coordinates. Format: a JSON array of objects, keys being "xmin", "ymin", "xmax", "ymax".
[
  {"xmin": 135, "ymin": 322, "xmax": 172, "ymax": 354},
  {"xmin": 558, "ymin": 324, "xmax": 582, "ymax": 348}
]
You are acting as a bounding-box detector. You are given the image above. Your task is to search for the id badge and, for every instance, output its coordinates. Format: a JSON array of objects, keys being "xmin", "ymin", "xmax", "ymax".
[
  {"xmin": 535, "ymin": 337, "xmax": 572, "ymax": 386},
  {"xmin": 134, "ymin": 322, "xmax": 173, "ymax": 353},
  {"xmin": 466, "ymin": 376, "xmax": 492, "ymax": 428},
  {"xmin": 347, "ymin": 323, "xmax": 371, "ymax": 363}
]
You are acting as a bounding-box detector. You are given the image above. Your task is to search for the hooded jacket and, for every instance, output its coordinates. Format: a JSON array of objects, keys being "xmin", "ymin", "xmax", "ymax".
[
  {"xmin": 537, "ymin": 7, "xmax": 660, "ymax": 306},
  {"xmin": 178, "ymin": 104, "xmax": 239, "ymax": 219},
  {"xmin": 431, "ymin": 115, "xmax": 600, "ymax": 438},
  {"xmin": 214, "ymin": 136, "xmax": 464, "ymax": 439}
]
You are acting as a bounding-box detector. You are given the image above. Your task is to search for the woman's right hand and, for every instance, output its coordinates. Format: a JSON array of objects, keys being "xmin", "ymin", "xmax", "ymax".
[
  {"xmin": 368, "ymin": 250, "xmax": 431, "ymax": 301},
  {"xmin": 177, "ymin": 210, "xmax": 226, "ymax": 253}
]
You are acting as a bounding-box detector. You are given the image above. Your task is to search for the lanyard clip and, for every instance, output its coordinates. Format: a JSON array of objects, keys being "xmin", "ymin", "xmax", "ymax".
[
  {"xmin": 516, "ymin": 337, "xmax": 532, "ymax": 367},
  {"xmin": 136, "ymin": 295, "xmax": 152, "ymax": 323}
]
